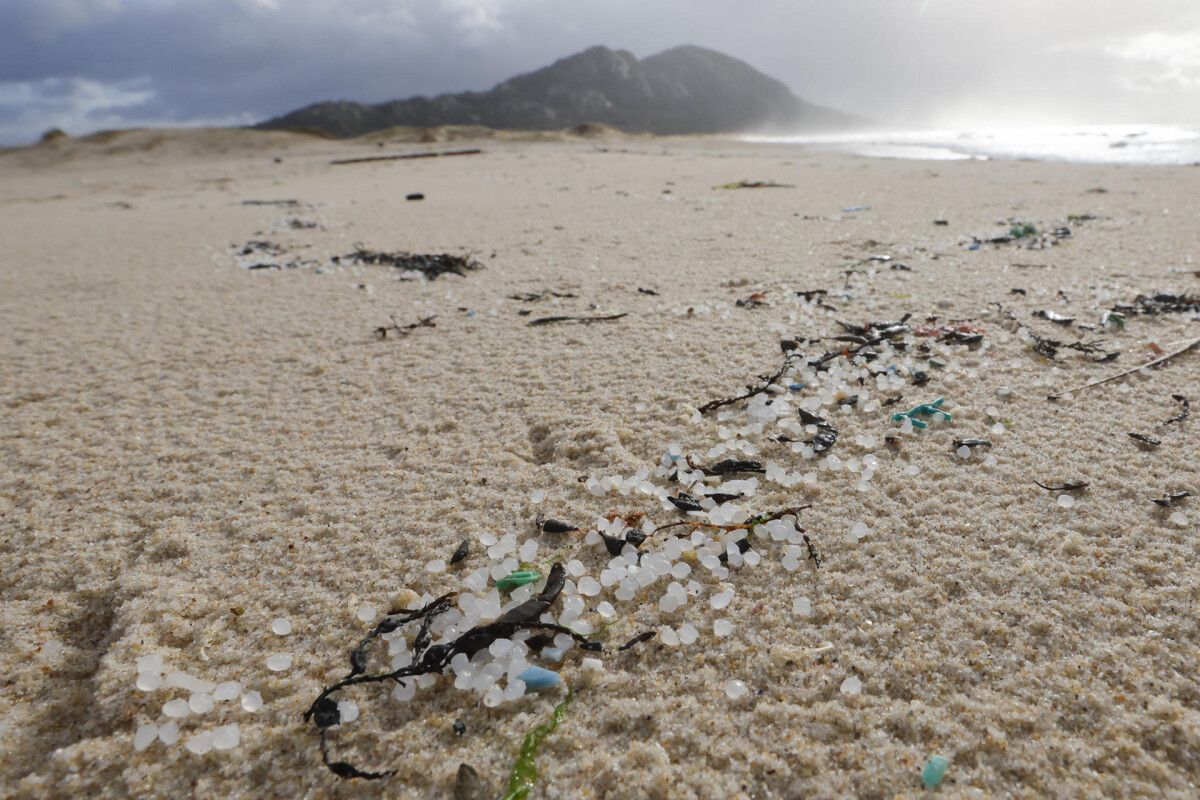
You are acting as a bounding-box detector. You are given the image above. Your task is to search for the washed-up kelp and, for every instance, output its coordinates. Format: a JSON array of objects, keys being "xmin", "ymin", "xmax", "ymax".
[
  {"xmin": 536, "ymin": 514, "xmax": 578, "ymax": 533},
  {"xmin": 305, "ymin": 564, "xmax": 600, "ymax": 780},
  {"xmin": 508, "ymin": 290, "xmax": 577, "ymax": 302},
  {"xmin": 808, "ymin": 316, "xmax": 912, "ymax": 371},
  {"xmin": 715, "ymin": 180, "xmax": 794, "ymax": 189},
  {"xmin": 687, "ymin": 458, "xmax": 765, "ymax": 476},
  {"xmin": 375, "ymin": 315, "xmax": 436, "ymax": 339},
  {"xmin": 1164, "ymin": 394, "xmax": 1190, "ymax": 426},
  {"xmin": 1111, "ymin": 293, "xmax": 1200, "ymax": 317},
  {"xmin": 1035, "ymin": 480, "xmax": 1089, "ymax": 492},
  {"xmin": 798, "ymin": 409, "xmax": 838, "ymax": 452},
  {"xmin": 697, "ymin": 352, "xmax": 803, "ymax": 415},
  {"xmin": 341, "ymin": 249, "xmax": 483, "ymax": 280},
  {"xmin": 528, "ymin": 313, "xmax": 627, "ymax": 327},
  {"xmin": 1128, "ymin": 432, "xmax": 1161, "ymax": 448},
  {"xmin": 990, "ymin": 304, "xmax": 1119, "ymax": 363},
  {"xmin": 1152, "ymin": 491, "xmax": 1191, "ymax": 507}
]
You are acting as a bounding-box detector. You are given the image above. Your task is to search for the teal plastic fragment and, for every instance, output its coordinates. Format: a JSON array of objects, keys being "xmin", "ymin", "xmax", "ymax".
[
  {"xmin": 517, "ymin": 666, "xmax": 561, "ymax": 692},
  {"xmin": 922, "ymin": 754, "xmax": 949, "ymax": 789},
  {"xmin": 497, "ymin": 569, "xmax": 541, "ymax": 592},
  {"xmin": 891, "ymin": 397, "xmax": 951, "ymax": 429}
]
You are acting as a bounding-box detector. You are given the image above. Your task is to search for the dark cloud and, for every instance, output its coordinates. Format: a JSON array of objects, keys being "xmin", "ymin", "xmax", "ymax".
[{"xmin": 1, "ymin": 0, "xmax": 1197, "ymax": 144}]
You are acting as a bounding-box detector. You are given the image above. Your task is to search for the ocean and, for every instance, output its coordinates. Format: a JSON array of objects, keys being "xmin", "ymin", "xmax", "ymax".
[{"xmin": 745, "ymin": 123, "xmax": 1200, "ymax": 165}]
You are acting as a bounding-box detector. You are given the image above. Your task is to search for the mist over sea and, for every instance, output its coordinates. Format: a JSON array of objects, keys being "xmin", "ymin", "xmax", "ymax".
[{"xmin": 747, "ymin": 124, "xmax": 1200, "ymax": 165}]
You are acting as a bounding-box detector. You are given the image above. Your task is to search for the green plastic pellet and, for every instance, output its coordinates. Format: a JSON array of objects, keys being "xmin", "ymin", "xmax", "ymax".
[
  {"xmin": 502, "ymin": 689, "xmax": 572, "ymax": 800},
  {"xmin": 496, "ymin": 569, "xmax": 541, "ymax": 592},
  {"xmin": 922, "ymin": 754, "xmax": 949, "ymax": 789}
]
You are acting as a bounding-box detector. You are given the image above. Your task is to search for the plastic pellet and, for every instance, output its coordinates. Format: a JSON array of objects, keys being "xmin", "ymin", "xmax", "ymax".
[{"xmin": 922, "ymin": 754, "xmax": 949, "ymax": 788}]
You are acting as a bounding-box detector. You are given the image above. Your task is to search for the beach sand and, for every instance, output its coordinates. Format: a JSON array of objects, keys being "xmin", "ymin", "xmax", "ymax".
[{"xmin": 1, "ymin": 129, "xmax": 1197, "ymax": 799}]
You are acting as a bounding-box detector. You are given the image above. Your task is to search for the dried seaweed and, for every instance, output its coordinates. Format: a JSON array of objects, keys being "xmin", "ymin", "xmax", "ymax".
[
  {"xmin": 508, "ymin": 290, "xmax": 577, "ymax": 302},
  {"xmin": 715, "ymin": 180, "xmax": 794, "ymax": 189},
  {"xmin": 687, "ymin": 458, "xmax": 765, "ymax": 476},
  {"xmin": 618, "ymin": 631, "xmax": 657, "ymax": 651},
  {"xmin": 330, "ymin": 148, "xmax": 482, "ymax": 166},
  {"xmin": 803, "ymin": 534, "xmax": 822, "ymax": 568},
  {"xmin": 375, "ymin": 315, "xmax": 436, "ymax": 339},
  {"xmin": 667, "ymin": 493, "xmax": 704, "ymax": 512},
  {"xmin": 306, "ymin": 564, "xmax": 599, "ymax": 780},
  {"xmin": 536, "ymin": 514, "xmax": 578, "ymax": 533},
  {"xmin": 798, "ymin": 409, "xmax": 838, "ymax": 452},
  {"xmin": 527, "ymin": 313, "xmax": 627, "ymax": 327},
  {"xmin": 1128, "ymin": 432, "xmax": 1161, "ymax": 448},
  {"xmin": 1111, "ymin": 293, "xmax": 1200, "ymax": 317},
  {"xmin": 1034, "ymin": 480, "xmax": 1089, "ymax": 491},
  {"xmin": 697, "ymin": 352, "xmax": 802, "ymax": 415},
  {"xmin": 343, "ymin": 249, "xmax": 482, "ymax": 280},
  {"xmin": 637, "ymin": 287, "xmax": 659, "ymax": 296},
  {"xmin": 952, "ymin": 438, "xmax": 992, "ymax": 450},
  {"xmin": 1152, "ymin": 491, "xmax": 1191, "ymax": 507},
  {"xmin": 1048, "ymin": 336, "xmax": 1200, "ymax": 401},
  {"xmin": 1164, "ymin": 394, "xmax": 1190, "ymax": 426},
  {"xmin": 449, "ymin": 539, "xmax": 470, "ymax": 565}
]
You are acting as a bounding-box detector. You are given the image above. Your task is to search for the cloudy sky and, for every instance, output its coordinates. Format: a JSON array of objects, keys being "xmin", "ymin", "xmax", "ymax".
[{"xmin": 2, "ymin": 0, "xmax": 1198, "ymax": 144}]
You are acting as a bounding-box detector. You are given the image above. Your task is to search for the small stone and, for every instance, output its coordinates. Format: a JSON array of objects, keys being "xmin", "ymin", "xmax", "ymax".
[
  {"xmin": 724, "ymin": 679, "xmax": 748, "ymax": 699},
  {"xmin": 271, "ymin": 617, "xmax": 292, "ymax": 636},
  {"xmin": 922, "ymin": 754, "xmax": 950, "ymax": 789},
  {"xmin": 134, "ymin": 724, "xmax": 158, "ymax": 751},
  {"xmin": 1057, "ymin": 494, "xmax": 1076, "ymax": 509},
  {"xmin": 266, "ymin": 653, "xmax": 292, "ymax": 672},
  {"xmin": 840, "ymin": 675, "xmax": 863, "ymax": 696},
  {"xmin": 240, "ymin": 691, "xmax": 263, "ymax": 712}
]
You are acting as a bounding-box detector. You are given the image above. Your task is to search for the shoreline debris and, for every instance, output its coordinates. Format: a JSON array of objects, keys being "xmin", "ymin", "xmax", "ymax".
[
  {"xmin": 375, "ymin": 315, "xmax": 436, "ymax": 339},
  {"xmin": 1163, "ymin": 394, "xmax": 1190, "ymax": 426},
  {"xmin": 342, "ymin": 249, "xmax": 482, "ymax": 280},
  {"xmin": 330, "ymin": 148, "xmax": 482, "ymax": 166},
  {"xmin": 527, "ymin": 313, "xmax": 627, "ymax": 327},
  {"xmin": 1034, "ymin": 481, "xmax": 1089, "ymax": 492},
  {"xmin": 1047, "ymin": 336, "xmax": 1200, "ymax": 401},
  {"xmin": 1152, "ymin": 491, "xmax": 1190, "ymax": 507}
]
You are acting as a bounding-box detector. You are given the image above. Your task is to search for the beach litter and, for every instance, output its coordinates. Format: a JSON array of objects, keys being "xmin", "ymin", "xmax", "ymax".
[
  {"xmin": 375, "ymin": 315, "xmax": 436, "ymax": 339},
  {"xmin": 527, "ymin": 313, "xmax": 627, "ymax": 326},
  {"xmin": 339, "ymin": 248, "xmax": 483, "ymax": 280},
  {"xmin": 922, "ymin": 754, "xmax": 950, "ymax": 789}
]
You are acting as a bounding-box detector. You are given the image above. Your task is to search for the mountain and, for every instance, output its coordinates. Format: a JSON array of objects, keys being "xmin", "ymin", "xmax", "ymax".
[{"xmin": 256, "ymin": 45, "xmax": 862, "ymax": 138}]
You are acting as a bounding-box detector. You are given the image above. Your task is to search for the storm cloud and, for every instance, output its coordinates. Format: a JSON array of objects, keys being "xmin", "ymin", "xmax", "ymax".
[{"xmin": 2, "ymin": 0, "xmax": 1198, "ymax": 144}]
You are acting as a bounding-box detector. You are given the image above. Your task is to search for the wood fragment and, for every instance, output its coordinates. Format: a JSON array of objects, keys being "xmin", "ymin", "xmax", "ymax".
[
  {"xmin": 1047, "ymin": 336, "xmax": 1200, "ymax": 401},
  {"xmin": 330, "ymin": 148, "xmax": 482, "ymax": 165}
]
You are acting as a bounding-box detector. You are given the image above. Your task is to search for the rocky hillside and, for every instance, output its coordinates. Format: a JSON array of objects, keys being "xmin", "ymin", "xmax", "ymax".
[{"xmin": 257, "ymin": 45, "xmax": 861, "ymax": 137}]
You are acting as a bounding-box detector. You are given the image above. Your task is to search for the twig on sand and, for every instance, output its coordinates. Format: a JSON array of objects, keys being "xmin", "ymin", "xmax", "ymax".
[
  {"xmin": 330, "ymin": 148, "xmax": 482, "ymax": 166},
  {"xmin": 1047, "ymin": 336, "xmax": 1200, "ymax": 401},
  {"xmin": 528, "ymin": 313, "xmax": 627, "ymax": 327}
]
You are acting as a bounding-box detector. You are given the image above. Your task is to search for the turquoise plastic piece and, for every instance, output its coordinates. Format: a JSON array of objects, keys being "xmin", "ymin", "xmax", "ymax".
[
  {"xmin": 517, "ymin": 666, "xmax": 562, "ymax": 692},
  {"xmin": 497, "ymin": 570, "xmax": 541, "ymax": 592},
  {"xmin": 922, "ymin": 754, "xmax": 949, "ymax": 789},
  {"xmin": 892, "ymin": 397, "xmax": 951, "ymax": 429}
]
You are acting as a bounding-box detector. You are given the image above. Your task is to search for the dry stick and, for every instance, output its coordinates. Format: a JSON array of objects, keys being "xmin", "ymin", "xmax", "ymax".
[
  {"xmin": 329, "ymin": 148, "xmax": 482, "ymax": 166},
  {"xmin": 1047, "ymin": 335, "xmax": 1200, "ymax": 401}
]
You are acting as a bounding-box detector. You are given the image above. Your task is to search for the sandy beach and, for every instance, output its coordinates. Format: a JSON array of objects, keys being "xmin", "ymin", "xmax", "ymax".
[{"xmin": 1, "ymin": 129, "xmax": 1197, "ymax": 799}]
